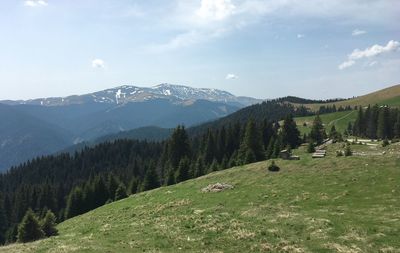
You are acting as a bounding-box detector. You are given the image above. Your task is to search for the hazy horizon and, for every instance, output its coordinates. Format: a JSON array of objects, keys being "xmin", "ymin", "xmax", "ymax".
[{"xmin": 0, "ymin": 0, "xmax": 399, "ymax": 100}]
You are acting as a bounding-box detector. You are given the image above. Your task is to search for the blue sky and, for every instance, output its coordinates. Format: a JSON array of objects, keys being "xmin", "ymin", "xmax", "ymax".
[{"xmin": 0, "ymin": 0, "xmax": 399, "ymax": 100}]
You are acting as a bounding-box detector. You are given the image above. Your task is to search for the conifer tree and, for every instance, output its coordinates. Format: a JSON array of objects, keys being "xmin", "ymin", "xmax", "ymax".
[
  {"xmin": 65, "ymin": 187, "xmax": 84, "ymax": 219},
  {"xmin": 128, "ymin": 177, "xmax": 139, "ymax": 195},
  {"xmin": 377, "ymin": 106, "xmax": 390, "ymax": 139},
  {"xmin": 281, "ymin": 114, "xmax": 301, "ymax": 148},
  {"xmin": 114, "ymin": 183, "xmax": 128, "ymax": 201},
  {"xmin": 310, "ymin": 115, "xmax": 325, "ymax": 144},
  {"xmin": 17, "ymin": 209, "xmax": 44, "ymax": 243},
  {"xmin": 0, "ymin": 194, "xmax": 7, "ymax": 244},
  {"xmin": 142, "ymin": 165, "xmax": 160, "ymax": 191},
  {"xmin": 168, "ymin": 126, "xmax": 191, "ymax": 169},
  {"xmin": 393, "ymin": 113, "xmax": 400, "ymax": 138},
  {"xmin": 40, "ymin": 210, "xmax": 58, "ymax": 237},
  {"xmin": 175, "ymin": 158, "xmax": 191, "ymax": 183},
  {"xmin": 239, "ymin": 120, "xmax": 265, "ymax": 163}
]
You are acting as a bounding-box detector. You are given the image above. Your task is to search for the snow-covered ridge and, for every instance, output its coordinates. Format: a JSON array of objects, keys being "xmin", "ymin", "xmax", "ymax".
[{"xmin": 1, "ymin": 84, "xmax": 262, "ymax": 107}]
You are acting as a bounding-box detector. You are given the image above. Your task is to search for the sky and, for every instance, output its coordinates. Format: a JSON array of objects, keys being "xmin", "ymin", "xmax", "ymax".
[{"xmin": 0, "ymin": 0, "xmax": 399, "ymax": 100}]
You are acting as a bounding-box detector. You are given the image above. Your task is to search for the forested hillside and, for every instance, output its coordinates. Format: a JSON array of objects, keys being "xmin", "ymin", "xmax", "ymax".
[{"xmin": 0, "ymin": 100, "xmax": 305, "ymax": 244}]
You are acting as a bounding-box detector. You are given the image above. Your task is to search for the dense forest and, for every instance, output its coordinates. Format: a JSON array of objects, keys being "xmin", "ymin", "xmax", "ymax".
[
  {"xmin": 0, "ymin": 100, "xmax": 307, "ymax": 244},
  {"xmin": 351, "ymin": 105, "xmax": 400, "ymax": 139}
]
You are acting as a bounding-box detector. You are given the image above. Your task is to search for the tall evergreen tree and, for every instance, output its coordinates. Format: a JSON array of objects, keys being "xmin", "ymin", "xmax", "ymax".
[
  {"xmin": 168, "ymin": 126, "xmax": 191, "ymax": 169},
  {"xmin": 0, "ymin": 194, "xmax": 7, "ymax": 244},
  {"xmin": 142, "ymin": 165, "xmax": 160, "ymax": 191},
  {"xmin": 281, "ymin": 114, "xmax": 301, "ymax": 148},
  {"xmin": 309, "ymin": 115, "xmax": 326, "ymax": 144},
  {"xmin": 175, "ymin": 158, "xmax": 191, "ymax": 183},
  {"xmin": 17, "ymin": 209, "xmax": 44, "ymax": 243},
  {"xmin": 114, "ymin": 183, "xmax": 128, "ymax": 201},
  {"xmin": 377, "ymin": 106, "xmax": 390, "ymax": 139},
  {"xmin": 239, "ymin": 120, "xmax": 265, "ymax": 163},
  {"xmin": 40, "ymin": 210, "xmax": 58, "ymax": 237}
]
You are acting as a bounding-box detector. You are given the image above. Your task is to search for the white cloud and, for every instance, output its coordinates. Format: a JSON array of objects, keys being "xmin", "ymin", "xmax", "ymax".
[
  {"xmin": 196, "ymin": 0, "xmax": 236, "ymax": 21},
  {"xmin": 297, "ymin": 34, "xmax": 305, "ymax": 39},
  {"xmin": 92, "ymin": 59, "xmax": 106, "ymax": 69},
  {"xmin": 226, "ymin": 73, "xmax": 239, "ymax": 80},
  {"xmin": 339, "ymin": 40, "xmax": 400, "ymax": 70},
  {"xmin": 352, "ymin": 29, "xmax": 366, "ymax": 36},
  {"xmin": 368, "ymin": 61, "xmax": 378, "ymax": 67},
  {"xmin": 24, "ymin": 0, "xmax": 48, "ymax": 7},
  {"xmin": 338, "ymin": 60, "xmax": 355, "ymax": 70}
]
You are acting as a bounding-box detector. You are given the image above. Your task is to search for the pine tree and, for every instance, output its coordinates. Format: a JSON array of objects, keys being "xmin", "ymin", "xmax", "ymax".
[
  {"xmin": 239, "ymin": 120, "xmax": 265, "ymax": 163},
  {"xmin": 40, "ymin": 210, "xmax": 58, "ymax": 237},
  {"xmin": 281, "ymin": 114, "xmax": 301, "ymax": 148},
  {"xmin": 393, "ymin": 113, "xmax": 400, "ymax": 138},
  {"xmin": 310, "ymin": 115, "xmax": 325, "ymax": 144},
  {"xmin": 377, "ymin": 106, "xmax": 390, "ymax": 139},
  {"xmin": 114, "ymin": 183, "xmax": 127, "ymax": 201},
  {"xmin": 0, "ymin": 194, "xmax": 7, "ymax": 244},
  {"xmin": 175, "ymin": 158, "xmax": 191, "ymax": 183},
  {"xmin": 168, "ymin": 126, "xmax": 191, "ymax": 169},
  {"xmin": 65, "ymin": 187, "xmax": 84, "ymax": 219},
  {"xmin": 142, "ymin": 165, "xmax": 160, "ymax": 191},
  {"xmin": 17, "ymin": 209, "xmax": 44, "ymax": 243},
  {"xmin": 128, "ymin": 177, "xmax": 139, "ymax": 195}
]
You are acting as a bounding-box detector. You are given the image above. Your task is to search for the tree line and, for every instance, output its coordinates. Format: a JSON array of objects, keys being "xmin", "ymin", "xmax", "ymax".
[{"xmin": 351, "ymin": 105, "xmax": 400, "ymax": 140}]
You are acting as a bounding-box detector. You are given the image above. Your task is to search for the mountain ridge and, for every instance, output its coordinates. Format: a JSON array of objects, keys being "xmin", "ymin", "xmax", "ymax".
[{"xmin": 1, "ymin": 83, "xmax": 262, "ymax": 107}]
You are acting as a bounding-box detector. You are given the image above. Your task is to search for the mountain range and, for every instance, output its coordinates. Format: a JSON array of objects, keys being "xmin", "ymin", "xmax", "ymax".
[{"xmin": 0, "ymin": 84, "xmax": 262, "ymax": 171}]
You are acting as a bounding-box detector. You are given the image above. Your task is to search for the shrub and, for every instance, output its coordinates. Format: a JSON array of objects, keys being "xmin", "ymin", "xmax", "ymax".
[
  {"xmin": 268, "ymin": 161, "xmax": 280, "ymax": 172},
  {"xmin": 382, "ymin": 139, "xmax": 390, "ymax": 147},
  {"xmin": 336, "ymin": 150, "xmax": 343, "ymax": 157},
  {"xmin": 307, "ymin": 142, "xmax": 316, "ymax": 153},
  {"xmin": 344, "ymin": 145, "xmax": 352, "ymax": 156}
]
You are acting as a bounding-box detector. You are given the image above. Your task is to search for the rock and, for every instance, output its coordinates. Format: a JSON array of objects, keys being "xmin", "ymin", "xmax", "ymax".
[{"xmin": 201, "ymin": 183, "xmax": 234, "ymax": 193}]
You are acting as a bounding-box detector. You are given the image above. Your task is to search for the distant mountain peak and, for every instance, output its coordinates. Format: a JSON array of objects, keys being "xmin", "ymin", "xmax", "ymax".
[{"xmin": 1, "ymin": 84, "xmax": 262, "ymax": 107}]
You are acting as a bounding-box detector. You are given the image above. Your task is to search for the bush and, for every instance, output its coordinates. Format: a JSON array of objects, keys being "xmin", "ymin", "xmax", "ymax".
[
  {"xmin": 268, "ymin": 161, "xmax": 280, "ymax": 172},
  {"xmin": 382, "ymin": 139, "xmax": 390, "ymax": 147},
  {"xmin": 307, "ymin": 142, "xmax": 316, "ymax": 153},
  {"xmin": 17, "ymin": 209, "xmax": 44, "ymax": 243},
  {"xmin": 336, "ymin": 150, "xmax": 343, "ymax": 157},
  {"xmin": 344, "ymin": 145, "xmax": 352, "ymax": 157},
  {"xmin": 41, "ymin": 210, "xmax": 58, "ymax": 237}
]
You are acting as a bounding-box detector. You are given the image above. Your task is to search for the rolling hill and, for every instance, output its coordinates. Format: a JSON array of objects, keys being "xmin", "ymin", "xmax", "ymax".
[
  {"xmin": 1, "ymin": 142, "xmax": 399, "ymax": 252},
  {"xmin": 294, "ymin": 110, "xmax": 357, "ymax": 135},
  {"xmin": 297, "ymin": 84, "xmax": 400, "ymax": 111}
]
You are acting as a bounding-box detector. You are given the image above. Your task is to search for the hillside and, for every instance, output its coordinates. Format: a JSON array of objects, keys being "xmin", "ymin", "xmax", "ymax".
[
  {"xmin": 2, "ymin": 143, "xmax": 399, "ymax": 252},
  {"xmin": 299, "ymin": 84, "xmax": 400, "ymax": 110},
  {"xmin": 294, "ymin": 110, "xmax": 357, "ymax": 135},
  {"xmin": 0, "ymin": 104, "xmax": 72, "ymax": 170}
]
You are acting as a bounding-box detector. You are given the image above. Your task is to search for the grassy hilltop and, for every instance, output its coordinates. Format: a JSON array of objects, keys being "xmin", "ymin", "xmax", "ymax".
[
  {"xmin": 298, "ymin": 84, "xmax": 400, "ymax": 111},
  {"xmin": 1, "ymin": 142, "xmax": 399, "ymax": 253}
]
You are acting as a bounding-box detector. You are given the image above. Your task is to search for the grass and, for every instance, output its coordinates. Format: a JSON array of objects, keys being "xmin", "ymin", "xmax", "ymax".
[
  {"xmin": 297, "ymin": 84, "xmax": 400, "ymax": 110},
  {"xmin": 294, "ymin": 110, "xmax": 357, "ymax": 135},
  {"xmin": 1, "ymin": 143, "xmax": 400, "ymax": 253}
]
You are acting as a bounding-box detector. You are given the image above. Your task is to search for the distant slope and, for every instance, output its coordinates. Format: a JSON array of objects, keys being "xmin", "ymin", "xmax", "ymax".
[
  {"xmin": 62, "ymin": 126, "xmax": 173, "ymax": 154},
  {"xmin": 0, "ymin": 104, "xmax": 72, "ymax": 171},
  {"xmin": 0, "ymin": 99, "xmax": 238, "ymax": 171},
  {"xmin": 2, "ymin": 143, "xmax": 399, "ymax": 252},
  {"xmin": 294, "ymin": 110, "xmax": 357, "ymax": 135},
  {"xmin": 300, "ymin": 84, "xmax": 400, "ymax": 110}
]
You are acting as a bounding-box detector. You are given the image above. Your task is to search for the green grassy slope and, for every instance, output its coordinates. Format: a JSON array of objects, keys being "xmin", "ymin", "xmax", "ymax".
[
  {"xmin": 298, "ymin": 84, "xmax": 400, "ymax": 110},
  {"xmin": 294, "ymin": 110, "xmax": 357, "ymax": 135},
  {"xmin": 1, "ymin": 143, "xmax": 400, "ymax": 253}
]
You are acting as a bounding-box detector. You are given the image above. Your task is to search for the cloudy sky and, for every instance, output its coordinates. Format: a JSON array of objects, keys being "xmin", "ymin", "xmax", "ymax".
[{"xmin": 0, "ymin": 0, "xmax": 399, "ymax": 100}]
